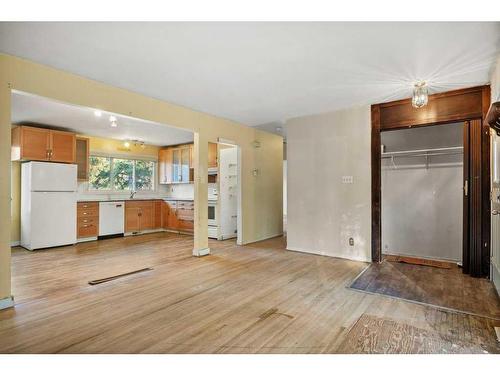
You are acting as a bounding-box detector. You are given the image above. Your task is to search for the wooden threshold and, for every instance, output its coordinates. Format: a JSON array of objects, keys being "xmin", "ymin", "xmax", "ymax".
[{"xmin": 384, "ymin": 255, "xmax": 453, "ymax": 269}]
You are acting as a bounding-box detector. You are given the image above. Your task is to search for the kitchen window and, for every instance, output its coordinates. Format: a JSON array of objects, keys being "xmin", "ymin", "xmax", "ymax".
[{"xmin": 89, "ymin": 156, "xmax": 155, "ymax": 191}]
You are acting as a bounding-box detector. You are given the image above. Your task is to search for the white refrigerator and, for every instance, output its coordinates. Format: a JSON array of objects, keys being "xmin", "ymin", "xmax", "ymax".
[{"xmin": 21, "ymin": 162, "xmax": 77, "ymax": 250}]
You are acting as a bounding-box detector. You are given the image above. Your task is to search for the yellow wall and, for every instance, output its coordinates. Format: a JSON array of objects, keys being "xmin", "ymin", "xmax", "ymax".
[
  {"xmin": 9, "ymin": 134, "xmax": 162, "ymax": 243},
  {"xmin": 0, "ymin": 53, "xmax": 283, "ymax": 300},
  {"xmin": 87, "ymin": 136, "xmax": 160, "ymax": 159}
]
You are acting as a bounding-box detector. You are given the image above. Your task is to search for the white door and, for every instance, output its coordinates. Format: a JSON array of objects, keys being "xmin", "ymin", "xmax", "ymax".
[
  {"xmin": 491, "ymin": 132, "xmax": 500, "ymax": 293},
  {"xmin": 30, "ymin": 162, "xmax": 77, "ymax": 192},
  {"xmin": 29, "ymin": 191, "xmax": 76, "ymax": 249}
]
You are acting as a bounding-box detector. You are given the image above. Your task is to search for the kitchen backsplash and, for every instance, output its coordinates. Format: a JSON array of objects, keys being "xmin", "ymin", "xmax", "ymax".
[{"xmin": 77, "ymin": 181, "xmax": 217, "ymax": 201}]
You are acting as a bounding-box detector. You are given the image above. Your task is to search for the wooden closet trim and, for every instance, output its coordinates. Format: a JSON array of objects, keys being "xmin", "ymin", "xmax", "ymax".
[{"xmin": 371, "ymin": 85, "xmax": 491, "ymax": 278}]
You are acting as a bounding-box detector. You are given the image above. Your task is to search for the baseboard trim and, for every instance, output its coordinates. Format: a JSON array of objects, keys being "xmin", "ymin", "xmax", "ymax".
[
  {"xmin": 286, "ymin": 245, "xmax": 371, "ymax": 263},
  {"xmin": 193, "ymin": 247, "xmax": 210, "ymax": 257},
  {"xmin": 0, "ymin": 296, "xmax": 14, "ymax": 310},
  {"xmin": 10, "ymin": 241, "xmax": 20, "ymax": 247},
  {"xmin": 240, "ymin": 233, "xmax": 284, "ymax": 246}
]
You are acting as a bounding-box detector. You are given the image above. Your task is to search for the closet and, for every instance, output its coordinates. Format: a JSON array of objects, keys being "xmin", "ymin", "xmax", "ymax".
[{"xmin": 380, "ymin": 123, "xmax": 463, "ymax": 263}]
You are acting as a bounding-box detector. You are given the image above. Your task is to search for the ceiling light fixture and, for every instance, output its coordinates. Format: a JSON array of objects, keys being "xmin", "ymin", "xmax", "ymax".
[
  {"xmin": 412, "ymin": 81, "xmax": 428, "ymax": 109},
  {"xmin": 94, "ymin": 110, "xmax": 102, "ymax": 117},
  {"xmin": 110, "ymin": 120, "xmax": 118, "ymax": 128},
  {"xmin": 276, "ymin": 126, "xmax": 282, "ymax": 132},
  {"xmin": 109, "ymin": 115, "xmax": 117, "ymax": 122},
  {"xmin": 124, "ymin": 141, "xmax": 130, "ymax": 148}
]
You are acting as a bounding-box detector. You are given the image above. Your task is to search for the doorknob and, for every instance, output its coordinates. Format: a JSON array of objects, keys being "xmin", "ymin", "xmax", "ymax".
[{"xmin": 492, "ymin": 210, "xmax": 499, "ymax": 215}]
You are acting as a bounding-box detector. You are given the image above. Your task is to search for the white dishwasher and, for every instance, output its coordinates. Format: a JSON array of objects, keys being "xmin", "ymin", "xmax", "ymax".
[{"xmin": 99, "ymin": 201, "xmax": 125, "ymax": 237}]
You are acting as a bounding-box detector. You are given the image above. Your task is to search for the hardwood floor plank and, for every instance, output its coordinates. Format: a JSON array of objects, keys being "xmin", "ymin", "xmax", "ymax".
[{"xmin": 0, "ymin": 232, "xmax": 498, "ymax": 353}]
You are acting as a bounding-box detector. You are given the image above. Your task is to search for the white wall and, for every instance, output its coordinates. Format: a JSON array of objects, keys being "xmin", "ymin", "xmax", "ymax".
[
  {"xmin": 286, "ymin": 105, "xmax": 371, "ymax": 262},
  {"xmin": 382, "ymin": 164, "xmax": 463, "ymax": 262}
]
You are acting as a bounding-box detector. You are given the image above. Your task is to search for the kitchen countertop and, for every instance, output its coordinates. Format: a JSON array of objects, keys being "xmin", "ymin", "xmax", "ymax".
[{"xmin": 77, "ymin": 197, "xmax": 217, "ymax": 203}]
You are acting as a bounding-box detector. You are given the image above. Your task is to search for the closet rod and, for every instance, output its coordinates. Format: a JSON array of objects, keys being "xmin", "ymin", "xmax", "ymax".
[{"xmin": 381, "ymin": 146, "xmax": 463, "ymax": 158}]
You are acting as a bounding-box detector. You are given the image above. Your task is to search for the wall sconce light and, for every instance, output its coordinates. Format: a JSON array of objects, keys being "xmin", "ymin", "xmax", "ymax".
[{"xmin": 252, "ymin": 140, "xmax": 261, "ymax": 148}]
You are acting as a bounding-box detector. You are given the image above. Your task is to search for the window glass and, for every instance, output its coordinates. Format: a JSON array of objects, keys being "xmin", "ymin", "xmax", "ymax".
[
  {"xmin": 89, "ymin": 156, "xmax": 111, "ymax": 190},
  {"xmin": 135, "ymin": 160, "xmax": 154, "ymax": 190},
  {"xmin": 88, "ymin": 156, "xmax": 155, "ymax": 192},
  {"xmin": 113, "ymin": 158, "xmax": 134, "ymax": 190}
]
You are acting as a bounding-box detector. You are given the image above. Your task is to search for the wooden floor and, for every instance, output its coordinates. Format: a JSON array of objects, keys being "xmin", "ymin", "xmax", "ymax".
[
  {"xmin": 0, "ymin": 232, "xmax": 499, "ymax": 353},
  {"xmin": 350, "ymin": 260, "xmax": 500, "ymax": 320}
]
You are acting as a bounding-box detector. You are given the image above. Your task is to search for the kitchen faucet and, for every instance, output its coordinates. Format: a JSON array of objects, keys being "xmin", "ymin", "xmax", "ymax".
[{"xmin": 130, "ymin": 191, "xmax": 137, "ymax": 199}]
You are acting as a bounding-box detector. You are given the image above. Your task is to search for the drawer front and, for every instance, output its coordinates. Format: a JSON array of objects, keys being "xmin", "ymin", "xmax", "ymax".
[
  {"xmin": 77, "ymin": 202, "xmax": 98, "ymax": 210},
  {"xmin": 177, "ymin": 209, "xmax": 194, "ymax": 221},
  {"xmin": 77, "ymin": 208, "xmax": 98, "ymax": 218},
  {"xmin": 78, "ymin": 222, "xmax": 98, "ymax": 238},
  {"xmin": 78, "ymin": 217, "xmax": 98, "ymax": 226}
]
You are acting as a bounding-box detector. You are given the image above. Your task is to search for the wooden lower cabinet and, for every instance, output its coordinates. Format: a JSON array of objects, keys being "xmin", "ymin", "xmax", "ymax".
[
  {"xmin": 77, "ymin": 202, "xmax": 99, "ymax": 239},
  {"xmin": 125, "ymin": 200, "xmax": 163, "ymax": 233},
  {"xmin": 162, "ymin": 200, "xmax": 193, "ymax": 233}
]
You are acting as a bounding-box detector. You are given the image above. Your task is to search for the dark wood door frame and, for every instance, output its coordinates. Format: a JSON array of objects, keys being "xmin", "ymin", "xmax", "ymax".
[{"xmin": 371, "ymin": 85, "xmax": 491, "ymax": 277}]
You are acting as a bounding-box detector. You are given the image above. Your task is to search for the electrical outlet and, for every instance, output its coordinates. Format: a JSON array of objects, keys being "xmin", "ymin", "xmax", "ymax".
[
  {"xmin": 349, "ymin": 237, "xmax": 354, "ymax": 246},
  {"xmin": 342, "ymin": 176, "xmax": 354, "ymax": 184}
]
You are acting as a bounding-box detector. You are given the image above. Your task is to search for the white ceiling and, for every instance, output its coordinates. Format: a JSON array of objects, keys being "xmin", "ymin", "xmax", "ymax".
[
  {"xmin": 1, "ymin": 22, "xmax": 499, "ymax": 131},
  {"xmin": 11, "ymin": 92, "xmax": 193, "ymax": 146}
]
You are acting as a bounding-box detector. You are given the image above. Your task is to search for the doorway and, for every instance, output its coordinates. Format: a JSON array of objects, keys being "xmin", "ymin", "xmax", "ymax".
[
  {"xmin": 371, "ymin": 85, "xmax": 491, "ymax": 278},
  {"xmin": 381, "ymin": 123, "xmax": 464, "ymax": 263},
  {"xmin": 213, "ymin": 139, "xmax": 241, "ymax": 245}
]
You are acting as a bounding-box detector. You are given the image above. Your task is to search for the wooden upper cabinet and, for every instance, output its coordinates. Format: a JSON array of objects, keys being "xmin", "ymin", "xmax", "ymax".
[
  {"xmin": 50, "ymin": 129, "xmax": 76, "ymax": 163},
  {"xmin": 75, "ymin": 137, "xmax": 90, "ymax": 180},
  {"xmin": 158, "ymin": 148, "xmax": 173, "ymax": 184},
  {"xmin": 12, "ymin": 126, "xmax": 50, "ymax": 161},
  {"xmin": 158, "ymin": 142, "xmax": 217, "ymax": 185},
  {"xmin": 11, "ymin": 125, "xmax": 76, "ymax": 163},
  {"xmin": 208, "ymin": 142, "xmax": 218, "ymax": 168}
]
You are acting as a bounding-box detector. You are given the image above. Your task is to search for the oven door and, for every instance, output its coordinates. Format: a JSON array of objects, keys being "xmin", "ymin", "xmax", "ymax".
[{"xmin": 208, "ymin": 203, "xmax": 217, "ymax": 226}]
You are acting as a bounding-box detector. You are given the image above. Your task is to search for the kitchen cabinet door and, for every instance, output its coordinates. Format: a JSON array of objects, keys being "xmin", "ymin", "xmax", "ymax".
[
  {"xmin": 125, "ymin": 207, "xmax": 141, "ymax": 232},
  {"xmin": 154, "ymin": 200, "xmax": 162, "ymax": 229},
  {"xmin": 158, "ymin": 148, "xmax": 171, "ymax": 184},
  {"xmin": 208, "ymin": 142, "xmax": 218, "ymax": 168},
  {"xmin": 13, "ymin": 126, "xmax": 50, "ymax": 161},
  {"xmin": 76, "ymin": 137, "xmax": 89, "ymax": 180},
  {"xmin": 50, "ymin": 130, "xmax": 76, "ymax": 163},
  {"xmin": 139, "ymin": 201, "xmax": 154, "ymax": 230},
  {"xmin": 161, "ymin": 201, "xmax": 170, "ymax": 229},
  {"xmin": 181, "ymin": 147, "xmax": 190, "ymax": 183}
]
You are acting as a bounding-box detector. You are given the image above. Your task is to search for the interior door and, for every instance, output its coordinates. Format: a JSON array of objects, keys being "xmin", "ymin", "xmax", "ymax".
[
  {"xmin": 463, "ymin": 121, "xmax": 470, "ymax": 271},
  {"xmin": 490, "ymin": 132, "xmax": 500, "ymax": 289}
]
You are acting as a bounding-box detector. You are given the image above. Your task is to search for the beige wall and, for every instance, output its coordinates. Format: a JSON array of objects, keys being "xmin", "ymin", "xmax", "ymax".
[
  {"xmin": 0, "ymin": 53, "xmax": 283, "ymax": 301},
  {"xmin": 10, "ymin": 134, "xmax": 163, "ymax": 244},
  {"xmin": 286, "ymin": 105, "xmax": 371, "ymax": 262}
]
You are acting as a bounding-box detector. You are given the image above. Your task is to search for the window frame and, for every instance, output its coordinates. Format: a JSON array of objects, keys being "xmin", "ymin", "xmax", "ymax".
[{"xmin": 88, "ymin": 154, "xmax": 156, "ymax": 193}]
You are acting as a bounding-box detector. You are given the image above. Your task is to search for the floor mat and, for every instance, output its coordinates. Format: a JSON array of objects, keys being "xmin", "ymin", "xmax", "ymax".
[
  {"xmin": 349, "ymin": 261, "xmax": 500, "ymax": 320},
  {"xmin": 336, "ymin": 314, "xmax": 500, "ymax": 354}
]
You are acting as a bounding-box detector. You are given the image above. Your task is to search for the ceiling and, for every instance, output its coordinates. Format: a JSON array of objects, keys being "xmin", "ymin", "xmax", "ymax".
[
  {"xmin": 11, "ymin": 91, "xmax": 194, "ymax": 146},
  {"xmin": 1, "ymin": 22, "xmax": 499, "ymax": 132}
]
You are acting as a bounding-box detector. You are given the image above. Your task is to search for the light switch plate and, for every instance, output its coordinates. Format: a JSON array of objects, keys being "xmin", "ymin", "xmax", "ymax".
[{"xmin": 342, "ymin": 176, "xmax": 354, "ymax": 184}]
